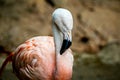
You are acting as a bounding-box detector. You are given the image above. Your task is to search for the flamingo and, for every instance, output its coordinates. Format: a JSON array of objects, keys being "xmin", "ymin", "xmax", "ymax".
[{"xmin": 0, "ymin": 8, "xmax": 73, "ymax": 80}]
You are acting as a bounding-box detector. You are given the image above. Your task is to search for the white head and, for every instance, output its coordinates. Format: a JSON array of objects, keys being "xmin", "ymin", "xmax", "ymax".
[{"xmin": 52, "ymin": 8, "xmax": 73, "ymax": 55}]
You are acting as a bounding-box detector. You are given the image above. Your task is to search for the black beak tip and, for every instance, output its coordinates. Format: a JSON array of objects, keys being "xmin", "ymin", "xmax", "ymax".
[
  {"xmin": 60, "ymin": 39, "xmax": 72, "ymax": 55},
  {"xmin": 60, "ymin": 50, "xmax": 64, "ymax": 55}
]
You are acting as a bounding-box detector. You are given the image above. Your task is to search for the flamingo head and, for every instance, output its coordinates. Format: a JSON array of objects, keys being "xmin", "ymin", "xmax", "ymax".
[{"xmin": 52, "ymin": 8, "xmax": 73, "ymax": 55}]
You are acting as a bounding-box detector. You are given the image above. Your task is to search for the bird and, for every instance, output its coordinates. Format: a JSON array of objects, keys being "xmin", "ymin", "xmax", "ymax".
[{"xmin": 0, "ymin": 8, "xmax": 74, "ymax": 80}]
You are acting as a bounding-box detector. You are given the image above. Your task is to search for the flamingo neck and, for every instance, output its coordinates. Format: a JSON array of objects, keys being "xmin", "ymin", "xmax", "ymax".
[{"xmin": 52, "ymin": 24, "xmax": 63, "ymax": 78}]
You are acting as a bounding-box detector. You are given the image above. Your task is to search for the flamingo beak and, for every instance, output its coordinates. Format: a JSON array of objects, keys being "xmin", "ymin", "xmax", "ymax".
[{"xmin": 60, "ymin": 31, "xmax": 72, "ymax": 55}]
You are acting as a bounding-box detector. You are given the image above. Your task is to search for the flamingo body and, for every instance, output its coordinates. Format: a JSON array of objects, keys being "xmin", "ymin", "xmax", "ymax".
[{"xmin": 12, "ymin": 36, "xmax": 73, "ymax": 80}]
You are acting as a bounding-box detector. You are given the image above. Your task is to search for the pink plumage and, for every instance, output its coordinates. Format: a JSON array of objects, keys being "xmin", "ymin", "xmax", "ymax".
[{"xmin": 13, "ymin": 36, "xmax": 73, "ymax": 80}]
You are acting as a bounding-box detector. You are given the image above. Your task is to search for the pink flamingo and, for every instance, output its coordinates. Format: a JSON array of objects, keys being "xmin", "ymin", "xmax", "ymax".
[{"xmin": 0, "ymin": 8, "xmax": 73, "ymax": 80}]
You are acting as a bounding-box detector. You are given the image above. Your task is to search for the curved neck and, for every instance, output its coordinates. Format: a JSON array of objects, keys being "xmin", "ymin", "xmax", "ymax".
[{"xmin": 52, "ymin": 23, "xmax": 63, "ymax": 75}]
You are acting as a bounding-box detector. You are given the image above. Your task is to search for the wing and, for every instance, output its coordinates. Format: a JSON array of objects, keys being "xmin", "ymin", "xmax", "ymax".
[{"xmin": 12, "ymin": 36, "xmax": 55, "ymax": 80}]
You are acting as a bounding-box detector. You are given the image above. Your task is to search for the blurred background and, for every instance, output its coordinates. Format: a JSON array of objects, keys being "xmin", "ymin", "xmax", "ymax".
[{"xmin": 0, "ymin": 0, "xmax": 120, "ymax": 80}]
